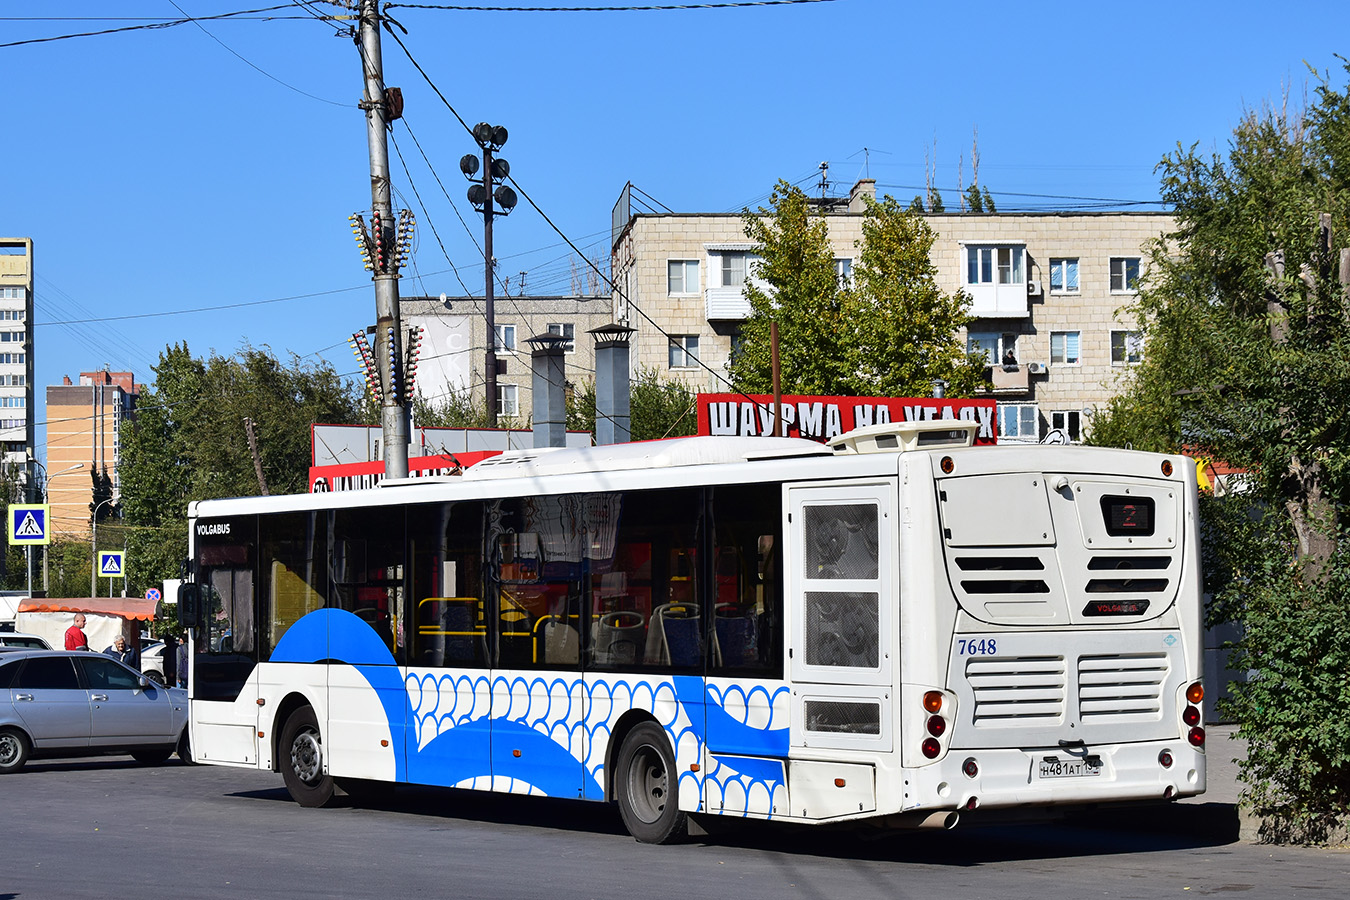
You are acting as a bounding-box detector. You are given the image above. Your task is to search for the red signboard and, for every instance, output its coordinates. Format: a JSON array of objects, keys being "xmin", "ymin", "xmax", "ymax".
[
  {"xmin": 696, "ymin": 394, "xmax": 998, "ymax": 444},
  {"xmin": 308, "ymin": 451, "xmax": 501, "ymax": 493}
]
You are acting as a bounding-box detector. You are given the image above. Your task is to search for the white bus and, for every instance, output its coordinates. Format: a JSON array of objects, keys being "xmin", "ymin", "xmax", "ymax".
[{"xmin": 179, "ymin": 420, "xmax": 1206, "ymax": 842}]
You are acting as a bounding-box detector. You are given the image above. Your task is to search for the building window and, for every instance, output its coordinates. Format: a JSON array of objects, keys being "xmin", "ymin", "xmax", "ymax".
[
  {"xmin": 967, "ymin": 246, "xmax": 1023, "ymax": 285},
  {"xmin": 720, "ymin": 253, "xmax": 747, "ymax": 288},
  {"xmin": 547, "ymin": 322, "xmax": 575, "ymax": 352},
  {"xmin": 0, "ymin": 331, "xmax": 23, "ymax": 343},
  {"xmin": 1049, "ymin": 258, "xmax": 1079, "ymax": 293},
  {"xmin": 1050, "ymin": 331, "xmax": 1081, "ymax": 366},
  {"xmin": 834, "ymin": 258, "xmax": 853, "ymax": 287},
  {"xmin": 668, "ymin": 259, "xmax": 700, "ymax": 294},
  {"xmin": 1, "ymin": 397, "xmax": 24, "ymax": 407},
  {"xmin": 1110, "ymin": 257, "xmax": 1141, "ymax": 292},
  {"xmin": 1111, "ymin": 330, "xmax": 1144, "ymax": 365},
  {"xmin": 494, "ymin": 324, "xmax": 516, "ymax": 353},
  {"xmin": 0, "ymin": 288, "xmax": 22, "ymax": 300},
  {"xmin": 1051, "ymin": 410, "xmax": 1082, "ymax": 443},
  {"xmin": 999, "ymin": 404, "xmax": 1039, "ymax": 441},
  {"xmin": 0, "ymin": 353, "xmax": 23, "ymax": 365},
  {"xmin": 669, "ymin": 335, "xmax": 700, "ymax": 369},
  {"xmin": 496, "ymin": 384, "xmax": 518, "ymax": 418},
  {"xmin": 968, "ymin": 332, "xmax": 1019, "ymax": 366}
]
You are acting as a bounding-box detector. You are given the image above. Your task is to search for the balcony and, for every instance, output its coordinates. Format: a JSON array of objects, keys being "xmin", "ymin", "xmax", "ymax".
[
  {"xmin": 967, "ymin": 283, "xmax": 1031, "ymax": 318},
  {"xmin": 705, "ymin": 286, "xmax": 752, "ymax": 321},
  {"xmin": 990, "ymin": 364, "xmax": 1030, "ymax": 394}
]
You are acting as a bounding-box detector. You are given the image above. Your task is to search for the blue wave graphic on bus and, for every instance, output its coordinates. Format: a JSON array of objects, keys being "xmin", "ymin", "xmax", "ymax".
[{"xmin": 273, "ymin": 608, "xmax": 788, "ymax": 811}]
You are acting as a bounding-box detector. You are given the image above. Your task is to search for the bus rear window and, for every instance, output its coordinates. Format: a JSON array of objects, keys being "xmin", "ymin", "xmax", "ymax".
[{"xmin": 1100, "ymin": 496, "xmax": 1155, "ymax": 537}]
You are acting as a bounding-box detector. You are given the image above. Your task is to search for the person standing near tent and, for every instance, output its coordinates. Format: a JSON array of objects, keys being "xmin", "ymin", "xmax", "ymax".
[{"xmin": 64, "ymin": 613, "xmax": 88, "ymax": 651}]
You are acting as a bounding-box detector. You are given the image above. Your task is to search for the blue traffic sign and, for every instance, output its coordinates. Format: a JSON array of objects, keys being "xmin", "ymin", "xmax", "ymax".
[
  {"xmin": 98, "ymin": 551, "xmax": 125, "ymax": 578},
  {"xmin": 8, "ymin": 504, "xmax": 50, "ymax": 545}
]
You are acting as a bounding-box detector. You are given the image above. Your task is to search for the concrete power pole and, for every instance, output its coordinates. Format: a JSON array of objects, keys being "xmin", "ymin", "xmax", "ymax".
[{"xmin": 358, "ymin": 0, "xmax": 409, "ymax": 478}]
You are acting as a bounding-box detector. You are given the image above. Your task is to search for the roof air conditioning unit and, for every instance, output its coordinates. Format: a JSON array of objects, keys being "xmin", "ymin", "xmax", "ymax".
[
  {"xmin": 1027, "ymin": 362, "xmax": 1047, "ymax": 375},
  {"xmin": 1027, "ymin": 280, "xmax": 1042, "ymax": 296}
]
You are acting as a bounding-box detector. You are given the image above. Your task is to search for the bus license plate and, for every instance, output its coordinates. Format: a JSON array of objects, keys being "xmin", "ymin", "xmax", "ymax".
[{"xmin": 1038, "ymin": 758, "xmax": 1102, "ymax": 779}]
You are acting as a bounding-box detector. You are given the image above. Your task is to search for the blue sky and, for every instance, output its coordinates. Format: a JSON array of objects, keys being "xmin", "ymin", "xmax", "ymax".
[{"xmin": 5, "ymin": 0, "xmax": 1348, "ymax": 456}]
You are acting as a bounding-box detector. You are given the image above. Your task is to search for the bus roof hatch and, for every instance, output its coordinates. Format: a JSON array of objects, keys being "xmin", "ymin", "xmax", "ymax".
[{"xmin": 828, "ymin": 420, "xmax": 979, "ymax": 454}]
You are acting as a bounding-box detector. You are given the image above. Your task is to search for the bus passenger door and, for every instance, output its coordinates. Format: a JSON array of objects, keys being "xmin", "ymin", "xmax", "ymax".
[{"xmin": 785, "ymin": 484, "xmax": 895, "ymax": 773}]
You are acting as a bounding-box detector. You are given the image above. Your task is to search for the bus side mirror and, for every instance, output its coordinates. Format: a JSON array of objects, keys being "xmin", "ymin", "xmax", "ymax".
[{"xmin": 178, "ymin": 583, "xmax": 201, "ymax": 629}]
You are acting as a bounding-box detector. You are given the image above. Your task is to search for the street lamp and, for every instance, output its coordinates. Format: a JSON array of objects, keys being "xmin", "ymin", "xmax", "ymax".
[
  {"xmin": 461, "ymin": 122, "xmax": 517, "ymax": 428},
  {"xmin": 91, "ymin": 496, "xmax": 116, "ymax": 600}
]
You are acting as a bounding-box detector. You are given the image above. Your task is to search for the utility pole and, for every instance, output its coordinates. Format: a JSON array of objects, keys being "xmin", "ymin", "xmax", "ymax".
[{"xmin": 356, "ymin": 0, "xmax": 408, "ymax": 477}]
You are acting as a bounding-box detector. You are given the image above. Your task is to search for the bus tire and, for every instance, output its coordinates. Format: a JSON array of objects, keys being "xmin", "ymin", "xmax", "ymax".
[
  {"xmin": 615, "ymin": 721, "xmax": 687, "ymax": 844},
  {"xmin": 280, "ymin": 706, "xmax": 336, "ymax": 808},
  {"xmin": 0, "ymin": 727, "xmax": 30, "ymax": 774}
]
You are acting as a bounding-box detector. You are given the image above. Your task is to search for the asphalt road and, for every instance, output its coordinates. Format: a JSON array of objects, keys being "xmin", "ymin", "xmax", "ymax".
[{"xmin": 4, "ymin": 750, "xmax": 1348, "ymax": 900}]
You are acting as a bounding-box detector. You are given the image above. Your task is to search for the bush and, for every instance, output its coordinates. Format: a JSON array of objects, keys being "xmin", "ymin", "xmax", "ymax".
[{"xmin": 1223, "ymin": 537, "xmax": 1350, "ymax": 843}]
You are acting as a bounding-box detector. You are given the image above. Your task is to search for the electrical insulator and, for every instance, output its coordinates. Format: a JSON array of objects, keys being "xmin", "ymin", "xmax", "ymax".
[
  {"xmin": 350, "ymin": 214, "xmax": 374, "ymax": 272},
  {"xmin": 349, "ymin": 332, "xmax": 383, "ymax": 403},
  {"xmin": 403, "ymin": 325, "xmax": 423, "ymax": 394},
  {"xmin": 372, "ymin": 212, "xmax": 385, "ymax": 273}
]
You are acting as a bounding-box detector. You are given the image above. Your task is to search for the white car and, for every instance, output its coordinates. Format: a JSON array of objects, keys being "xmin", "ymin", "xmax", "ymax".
[
  {"xmin": 140, "ymin": 641, "xmax": 166, "ymax": 683},
  {"xmin": 0, "ymin": 633, "xmax": 52, "ymax": 651}
]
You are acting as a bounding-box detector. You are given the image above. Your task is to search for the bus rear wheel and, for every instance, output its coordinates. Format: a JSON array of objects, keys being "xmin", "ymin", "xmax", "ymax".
[
  {"xmin": 615, "ymin": 722, "xmax": 687, "ymax": 844},
  {"xmin": 280, "ymin": 706, "xmax": 336, "ymax": 808}
]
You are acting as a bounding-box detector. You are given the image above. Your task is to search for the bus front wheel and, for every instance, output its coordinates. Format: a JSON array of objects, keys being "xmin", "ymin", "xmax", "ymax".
[
  {"xmin": 615, "ymin": 722, "xmax": 687, "ymax": 844},
  {"xmin": 280, "ymin": 706, "xmax": 336, "ymax": 808}
]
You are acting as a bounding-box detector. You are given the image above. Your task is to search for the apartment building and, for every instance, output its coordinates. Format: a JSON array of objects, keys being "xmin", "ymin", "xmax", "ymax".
[
  {"xmin": 0, "ymin": 238, "xmax": 34, "ymax": 490},
  {"xmin": 610, "ymin": 180, "xmax": 1172, "ymax": 443},
  {"xmin": 400, "ymin": 294, "xmax": 612, "ymax": 421},
  {"xmin": 45, "ymin": 371, "xmax": 139, "ymax": 538}
]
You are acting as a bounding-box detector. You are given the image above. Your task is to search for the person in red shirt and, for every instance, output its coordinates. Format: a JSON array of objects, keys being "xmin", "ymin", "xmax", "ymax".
[{"xmin": 64, "ymin": 613, "xmax": 88, "ymax": 651}]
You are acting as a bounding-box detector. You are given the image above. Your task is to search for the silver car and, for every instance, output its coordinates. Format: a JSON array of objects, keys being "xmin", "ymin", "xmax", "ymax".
[{"xmin": 0, "ymin": 649, "xmax": 189, "ymax": 774}]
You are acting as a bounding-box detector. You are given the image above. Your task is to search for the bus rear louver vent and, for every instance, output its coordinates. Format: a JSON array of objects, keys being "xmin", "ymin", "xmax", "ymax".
[
  {"xmin": 966, "ymin": 655, "xmax": 1066, "ymax": 725},
  {"xmin": 1077, "ymin": 653, "xmax": 1168, "ymax": 719}
]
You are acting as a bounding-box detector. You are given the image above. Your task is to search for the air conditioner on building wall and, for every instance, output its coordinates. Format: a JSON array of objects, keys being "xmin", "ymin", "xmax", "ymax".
[
  {"xmin": 1027, "ymin": 362, "xmax": 1047, "ymax": 374},
  {"xmin": 1026, "ymin": 280, "xmax": 1042, "ymax": 296}
]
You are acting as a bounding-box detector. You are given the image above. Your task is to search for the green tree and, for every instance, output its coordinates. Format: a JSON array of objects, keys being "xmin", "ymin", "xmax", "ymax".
[
  {"xmin": 850, "ymin": 195, "xmax": 987, "ymax": 397},
  {"xmin": 1088, "ymin": 63, "xmax": 1350, "ymax": 842},
  {"xmin": 730, "ymin": 181, "xmax": 852, "ymax": 394},
  {"xmin": 731, "ymin": 181, "xmax": 984, "ymax": 399},
  {"xmin": 119, "ymin": 343, "xmax": 362, "ymax": 592}
]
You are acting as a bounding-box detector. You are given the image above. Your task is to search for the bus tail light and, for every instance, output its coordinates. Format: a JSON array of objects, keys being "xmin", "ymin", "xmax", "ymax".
[
  {"xmin": 1188, "ymin": 727, "xmax": 1205, "ymax": 747},
  {"xmin": 926, "ymin": 715, "xmax": 946, "ymax": 737},
  {"xmin": 1182, "ymin": 706, "xmax": 1201, "ymax": 727},
  {"xmin": 1158, "ymin": 749, "xmax": 1174, "ymax": 769},
  {"xmin": 923, "ymin": 691, "xmax": 944, "ymax": 713},
  {"xmin": 962, "ymin": 758, "xmax": 979, "ymax": 778},
  {"xmin": 1186, "ymin": 682, "xmax": 1204, "ymax": 705},
  {"xmin": 921, "ymin": 738, "xmax": 941, "ymax": 759}
]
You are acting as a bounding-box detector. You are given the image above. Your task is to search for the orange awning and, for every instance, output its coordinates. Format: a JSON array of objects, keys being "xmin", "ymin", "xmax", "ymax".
[{"xmin": 17, "ymin": 596, "xmax": 160, "ymax": 621}]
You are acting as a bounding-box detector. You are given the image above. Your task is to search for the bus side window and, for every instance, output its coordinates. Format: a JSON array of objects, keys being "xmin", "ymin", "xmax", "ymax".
[
  {"xmin": 409, "ymin": 502, "xmax": 486, "ymax": 669},
  {"xmin": 589, "ymin": 488, "xmax": 703, "ymax": 672},
  {"xmin": 710, "ymin": 483, "xmax": 783, "ymax": 677},
  {"xmin": 330, "ymin": 507, "xmax": 406, "ymax": 664}
]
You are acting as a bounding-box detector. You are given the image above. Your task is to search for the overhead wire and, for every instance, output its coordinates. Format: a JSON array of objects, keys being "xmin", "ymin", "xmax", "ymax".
[
  {"xmin": 167, "ymin": 0, "xmax": 349, "ymax": 106},
  {"xmin": 0, "ymin": 4, "xmax": 312, "ymax": 49},
  {"xmin": 385, "ymin": 1, "xmax": 836, "ymax": 11},
  {"xmin": 380, "ymin": 18, "xmax": 778, "ymax": 415}
]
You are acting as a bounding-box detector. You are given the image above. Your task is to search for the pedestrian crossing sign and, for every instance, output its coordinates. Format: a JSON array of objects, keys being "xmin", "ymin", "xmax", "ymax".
[
  {"xmin": 99, "ymin": 551, "xmax": 125, "ymax": 578},
  {"xmin": 8, "ymin": 504, "xmax": 50, "ymax": 545}
]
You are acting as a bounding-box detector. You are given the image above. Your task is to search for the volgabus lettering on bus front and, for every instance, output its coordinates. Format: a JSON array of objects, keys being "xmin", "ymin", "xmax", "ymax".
[{"xmin": 696, "ymin": 394, "xmax": 998, "ymax": 444}]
